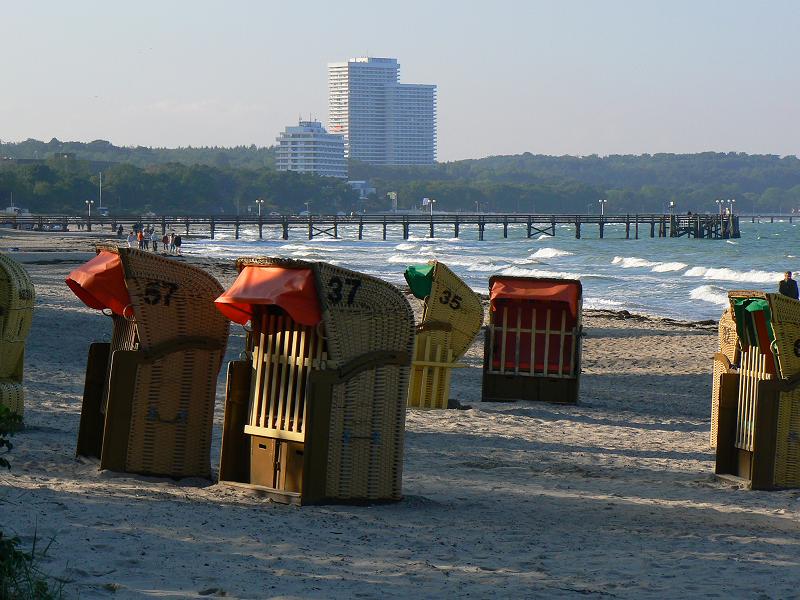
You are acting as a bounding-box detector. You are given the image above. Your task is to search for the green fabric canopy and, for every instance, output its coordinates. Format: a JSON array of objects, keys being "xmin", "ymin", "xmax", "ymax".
[
  {"xmin": 732, "ymin": 298, "xmax": 775, "ymax": 349},
  {"xmin": 404, "ymin": 264, "xmax": 434, "ymax": 299}
]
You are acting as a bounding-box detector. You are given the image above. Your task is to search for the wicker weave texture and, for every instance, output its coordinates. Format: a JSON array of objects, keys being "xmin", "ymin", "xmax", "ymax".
[
  {"xmin": 710, "ymin": 309, "xmax": 739, "ymax": 447},
  {"xmin": 408, "ymin": 261, "xmax": 482, "ymax": 409},
  {"xmin": 0, "ymin": 382, "xmax": 24, "ymax": 417},
  {"xmin": 774, "ymin": 387, "xmax": 800, "ymax": 488},
  {"xmin": 766, "ymin": 293, "xmax": 800, "ymax": 379},
  {"xmin": 116, "ymin": 249, "xmax": 229, "ymax": 478},
  {"xmin": 0, "ymin": 253, "xmax": 35, "ymax": 384}
]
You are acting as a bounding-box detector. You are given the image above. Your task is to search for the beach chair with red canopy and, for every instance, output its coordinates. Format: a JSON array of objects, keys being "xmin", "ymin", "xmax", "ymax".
[
  {"xmin": 482, "ymin": 275, "xmax": 582, "ymax": 403},
  {"xmin": 713, "ymin": 290, "xmax": 800, "ymax": 489},
  {"xmin": 66, "ymin": 246, "xmax": 229, "ymax": 479},
  {"xmin": 215, "ymin": 257, "xmax": 414, "ymax": 505}
]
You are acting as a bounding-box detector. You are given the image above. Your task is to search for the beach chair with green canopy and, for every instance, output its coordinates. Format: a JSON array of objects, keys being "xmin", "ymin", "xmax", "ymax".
[
  {"xmin": 404, "ymin": 261, "xmax": 483, "ymax": 409},
  {"xmin": 0, "ymin": 253, "xmax": 35, "ymax": 418},
  {"xmin": 713, "ymin": 290, "xmax": 800, "ymax": 489}
]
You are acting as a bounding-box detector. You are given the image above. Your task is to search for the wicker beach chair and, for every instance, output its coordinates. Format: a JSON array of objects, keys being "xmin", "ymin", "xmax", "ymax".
[
  {"xmin": 404, "ymin": 261, "xmax": 482, "ymax": 409},
  {"xmin": 0, "ymin": 253, "xmax": 35, "ymax": 417},
  {"xmin": 215, "ymin": 257, "xmax": 415, "ymax": 505},
  {"xmin": 713, "ymin": 290, "xmax": 800, "ymax": 489},
  {"xmin": 710, "ymin": 309, "xmax": 739, "ymax": 448},
  {"xmin": 482, "ymin": 275, "xmax": 582, "ymax": 403},
  {"xmin": 66, "ymin": 246, "xmax": 229, "ymax": 479}
]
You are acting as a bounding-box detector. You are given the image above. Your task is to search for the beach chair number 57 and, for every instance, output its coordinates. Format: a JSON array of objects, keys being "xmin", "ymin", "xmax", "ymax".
[
  {"xmin": 439, "ymin": 289, "xmax": 462, "ymax": 310},
  {"xmin": 327, "ymin": 276, "xmax": 362, "ymax": 305},
  {"xmin": 143, "ymin": 280, "xmax": 179, "ymax": 306}
]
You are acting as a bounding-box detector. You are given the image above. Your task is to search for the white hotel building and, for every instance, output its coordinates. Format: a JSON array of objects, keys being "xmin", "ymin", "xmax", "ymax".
[
  {"xmin": 275, "ymin": 120, "xmax": 347, "ymax": 179},
  {"xmin": 328, "ymin": 57, "xmax": 436, "ymax": 166}
]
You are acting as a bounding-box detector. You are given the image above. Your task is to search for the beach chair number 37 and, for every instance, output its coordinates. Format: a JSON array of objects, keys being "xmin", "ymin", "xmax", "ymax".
[
  {"xmin": 143, "ymin": 280, "xmax": 179, "ymax": 306},
  {"xmin": 327, "ymin": 276, "xmax": 362, "ymax": 305},
  {"xmin": 439, "ymin": 289, "xmax": 462, "ymax": 310}
]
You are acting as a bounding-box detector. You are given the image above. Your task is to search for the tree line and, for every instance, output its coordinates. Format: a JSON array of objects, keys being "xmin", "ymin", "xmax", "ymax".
[{"xmin": 1, "ymin": 138, "xmax": 799, "ymax": 215}]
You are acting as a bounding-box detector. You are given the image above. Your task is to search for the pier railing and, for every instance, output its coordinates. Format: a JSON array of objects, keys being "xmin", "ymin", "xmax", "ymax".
[{"xmin": 0, "ymin": 212, "xmax": 745, "ymax": 240}]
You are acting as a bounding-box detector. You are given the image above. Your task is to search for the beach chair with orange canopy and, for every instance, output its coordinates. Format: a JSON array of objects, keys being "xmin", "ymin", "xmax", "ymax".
[
  {"xmin": 713, "ymin": 290, "xmax": 800, "ymax": 489},
  {"xmin": 66, "ymin": 246, "xmax": 229, "ymax": 479},
  {"xmin": 215, "ymin": 257, "xmax": 414, "ymax": 505},
  {"xmin": 0, "ymin": 253, "xmax": 35, "ymax": 417},
  {"xmin": 482, "ymin": 275, "xmax": 582, "ymax": 403},
  {"xmin": 403, "ymin": 261, "xmax": 483, "ymax": 409}
]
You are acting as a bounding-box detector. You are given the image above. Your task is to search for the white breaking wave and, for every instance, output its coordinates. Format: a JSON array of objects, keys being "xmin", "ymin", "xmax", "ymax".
[
  {"xmin": 500, "ymin": 266, "xmax": 581, "ymax": 279},
  {"xmin": 394, "ymin": 243, "xmax": 417, "ymax": 251},
  {"xmin": 651, "ymin": 262, "xmax": 688, "ymax": 273},
  {"xmin": 612, "ymin": 256, "xmax": 658, "ymax": 268},
  {"xmin": 683, "ymin": 266, "xmax": 783, "ymax": 284},
  {"xmin": 689, "ymin": 285, "xmax": 729, "ymax": 306},
  {"xmin": 584, "ymin": 297, "xmax": 625, "ymax": 310},
  {"xmin": 529, "ymin": 247, "xmax": 574, "ymax": 259}
]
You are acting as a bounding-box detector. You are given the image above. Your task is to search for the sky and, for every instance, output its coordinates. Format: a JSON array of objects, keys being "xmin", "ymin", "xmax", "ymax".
[{"xmin": 2, "ymin": 0, "xmax": 799, "ymax": 161}]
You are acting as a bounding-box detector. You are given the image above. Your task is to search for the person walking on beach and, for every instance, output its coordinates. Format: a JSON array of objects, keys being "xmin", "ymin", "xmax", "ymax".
[
  {"xmin": 151, "ymin": 229, "xmax": 160, "ymax": 253},
  {"xmin": 127, "ymin": 230, "xmax": 136, "ymax": 248},
  {"xmin": 169, "ymin": 232, "xmax": 176, "ymax": 254},
  {"xmin": 162, "ymin": 232, "xmax": 169, "ymax": 254},
  {"xmin": 137, "ymin": 229, "xmax": 145, "ymax": 250},
  {"xmin": 174, "ymin": 234, "xmax": 182, "ymax": 255},
  {"xmin": 779, "ymin": 271, "xmax": 799, "ymax": 300},
  {"xmin": 117, "ymin": 224, "xmax": 123, "ymax": 238},
  {"xmin": 143, "ymin": 227, "xmax": 151, "ymax": 251}
]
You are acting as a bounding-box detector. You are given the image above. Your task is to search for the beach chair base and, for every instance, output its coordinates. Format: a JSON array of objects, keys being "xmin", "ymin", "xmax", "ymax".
[
  {"xmin": 77, "ymin": 342, "xmax": 111, "ymax": 458},
  {"xmin": 481, "ymin": 371, "xmax": 579, "ymax": 403}
]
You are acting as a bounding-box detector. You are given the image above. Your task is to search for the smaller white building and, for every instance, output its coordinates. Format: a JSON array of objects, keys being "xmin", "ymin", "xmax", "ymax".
[{"xmin": 276, "ymin": 120, "xmax": 347, "ymax": 178}]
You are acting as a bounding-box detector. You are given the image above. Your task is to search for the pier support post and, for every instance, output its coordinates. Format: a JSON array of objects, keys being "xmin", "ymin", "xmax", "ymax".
[
  {"xmin": 454, "ymin": 217, "xmax": 459, "ymax": 238},
  {"xmin": 599, "ymin": 220, "xmax": 604, "ymax": 239},
  {"xmin": 185, "ymin": 219, "xmax": 190, "ymax": 235},
  {"xmin": 430, "ymin": 217, "xmax": 434, "ymax": 238},
  {"xmin": 210, "ymin": 218, "xmax": 215, "ymax": 239},
  {"xmin": 258, "ymin": 217, "xmax": 263, "ymax": 239},
  {"xmin": 478, "ymin": 220, "xmax": 485, "ymax": 241},
  {"xmin": 733, "ymin": 216, "xmax": 740, "ymax": 238},
  {"xmin": 503, "ymin": 217, "xmax": 508, "ymax": 238},
  {"xmin": 235, "ymin": 217, "xmax": 240, "ymax": 240},
  {"xmin": 358, "ymin": 217, "xmax": 363, "ymax": 240},
  {"xmin": 635, "ymin": 216, "xmax": 639, "ymax": 239},
  {"xmin": 625, "ymin": 215, "xmax": 630, "ymax": 239},
  {"xmin": 402, "ymin": 219, "xmax": 409, "ymax": 240},
  {"xmin": 308, "ymin": 217, "xmax": 313, "ymax": 240},
  {"xmin": 86, "ymin": 217, "xmax": 92, "ymax": 232},
  {"xmin": 382, "ymin": 218, "xmax": 387, "ymax": 240},
  {"xmin": 527, "ymin": 217, "xmax": 532, "ymax": 238},
  {"xmin": 650, "ymin": 219, "xmax": 655, "ymax": 238},
  {"xmin": 281, "ymin": 219, "xmax": 288, "ymax": 240},
  {"xmin": 575, "ymin": 217, "xmax": 581, "ymax": 239},
  {"xmin": 333, "ymin": 216, "xmax": 338, "ymax": 239},
  {"xmin": 161, "ymin": 216, "xmax": 167, "ymax": 235}
]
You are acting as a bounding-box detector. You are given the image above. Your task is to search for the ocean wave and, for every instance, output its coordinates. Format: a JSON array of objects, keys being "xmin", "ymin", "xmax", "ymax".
[
  {"xmin": 394, "ymin": 243, "xmax": 417, "ymax": 251},
  {"xmin": 689, "ymin": 285, "xmax": 729, "ymax": 306},
  {"xmin": 529, "ymin": 247, "xmax": 574, "ymax": 259},
  {"xmin": 684, "ymin": 266, "xmax": 783, "ymax": 284},
  {"xmin": 584, "ymin": 297, "xmax": 625, "ymax": 310},
  {"xmin": 612, "ymin": 256, "xmax": 658, "ymax": 268},
  {"xmin": 651, "ymin": 261, "xmax": 688, "ymax": 273},
  {"xmin": 500, "ymin": 266, "xmax": 581, "ymax": 279}
]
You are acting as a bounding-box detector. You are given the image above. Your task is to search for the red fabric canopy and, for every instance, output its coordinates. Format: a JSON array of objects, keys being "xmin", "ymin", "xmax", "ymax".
[
  {"xmin": 65, "ymin": 251, "xmax": 132, "ymax": 317},
  {"xmin": 214, "ymin": 266, "xmax": 321, "ymax": 326},
  {"xmin": 490, "ymin": 277, "xmax": 580, "ymax": 319}
]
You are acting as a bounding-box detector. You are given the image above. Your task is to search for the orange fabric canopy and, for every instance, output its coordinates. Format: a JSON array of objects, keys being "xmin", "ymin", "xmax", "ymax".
[
  {"xmin": 490, "ymin": 277, "xmax": 581, "ymax": 318},
  {"xmin": 65, "ymin": 251, "xmax": 132, "ymax": 317},
  {"xmin": 214, "ymin": 266, "xmax": 321, "ymax": 326}
]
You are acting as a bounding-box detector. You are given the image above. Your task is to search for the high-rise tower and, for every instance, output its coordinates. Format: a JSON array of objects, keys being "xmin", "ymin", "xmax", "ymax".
[{"xmin": 328, "ymin": 57, "xmax": 436, "ymax": 165}]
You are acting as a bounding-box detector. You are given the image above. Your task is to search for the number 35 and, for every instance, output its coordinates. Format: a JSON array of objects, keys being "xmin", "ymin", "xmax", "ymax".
[{"xmin": 439, "ymin": 289, "xmax": 462, "ymax": 310}]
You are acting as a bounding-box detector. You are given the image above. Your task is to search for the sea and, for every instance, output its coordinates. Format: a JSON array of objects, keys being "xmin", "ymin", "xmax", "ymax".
[{"xmin": 186, "ymin": 218, "xmax": 797, "ymax": 322}]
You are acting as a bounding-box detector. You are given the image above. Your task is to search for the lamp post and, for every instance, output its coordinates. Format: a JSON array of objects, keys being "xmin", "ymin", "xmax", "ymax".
[
  {"xmin": 715, "ymin": 199, "xmax": 723, "ymax": 215},
  {"xmin": 85, "ymin": 199, "xmax": 94, "ymax": 218},
  {"xmin": 304, "ymin": 201, "xmax": 312, "ymax": 215},
  {"xmin": 598, "ymin": 198, "xmax": 607, "ymax": 216},
  {"xmin": 255, "ymin": 198, "xmax": 265, "ymax": 217},
  {"xmin": 669, "ymin": 201, "xmax": 675, "ymax": 216},
  {"xmin": 475, "ymin": 200, "xmax": 480, "ymax": 214},
  {"xmin": 727, "ymin": 198, "xmax": 736, "ymax": 215},
  {"xmin": 428, "ymin": 198, "xmax": 436, "ymax": 216}
]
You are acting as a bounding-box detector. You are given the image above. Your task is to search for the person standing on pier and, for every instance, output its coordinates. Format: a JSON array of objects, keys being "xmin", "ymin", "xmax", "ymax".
[
  {"xmin": 779, "ymin": 271, "xmax": 799, "ymax": 300},
  {"xmin": 151, "ymin": 229, "xmax": 160, "ymax": 253}
]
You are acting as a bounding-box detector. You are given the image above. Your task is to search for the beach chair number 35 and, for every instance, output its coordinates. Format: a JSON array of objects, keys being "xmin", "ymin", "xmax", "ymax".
[
  {"xmin": 327, "ymin": 276, "xmax": 362, "ymax": 305},
  {"xmin": 143, "ymin": 280, "xmax": 179, "ymax": 306},
  {"xmin": 439, "ymin": 289, "xmax": 462, "ymax": 310}
]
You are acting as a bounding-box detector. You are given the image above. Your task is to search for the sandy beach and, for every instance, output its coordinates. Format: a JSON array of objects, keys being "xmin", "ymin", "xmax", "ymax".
[{"xmin": 1, "ymin": 228, "xmax": 799, "ymax": 599}]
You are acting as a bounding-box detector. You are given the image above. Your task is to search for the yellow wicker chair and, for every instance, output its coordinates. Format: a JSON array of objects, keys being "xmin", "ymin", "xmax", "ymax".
[
  {"xmin": 404, "ymin": 261, "xmax": 483, "ymax": 409},
  {"xmin": 714, "ymin": 290, "xmax": 800, "ymax": 489},
  {"xmin": 216, "ymin": 257, "xmax": 415, "ymax": 505},
  {"xmin": 710, "ymin": 309, "xmax": 739, "ymax": 448},
  {"xmin": 0, "ymin": 253, "xmax": 35, "ymax": 417},
  {"xmin": 67, "ymin": 246, "xmax": 229, "ymax": 479}
]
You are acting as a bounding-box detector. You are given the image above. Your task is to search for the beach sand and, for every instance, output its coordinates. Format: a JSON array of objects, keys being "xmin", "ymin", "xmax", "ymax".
[{"xmin": 1, "ymin": 228, "xmax": 799, "ymax": 599}]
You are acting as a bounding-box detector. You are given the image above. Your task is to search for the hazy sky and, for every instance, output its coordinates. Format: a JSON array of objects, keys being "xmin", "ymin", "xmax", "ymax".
[{"xmin": 2, "ymin": 1, "xmax": 798, "ymax": 161}]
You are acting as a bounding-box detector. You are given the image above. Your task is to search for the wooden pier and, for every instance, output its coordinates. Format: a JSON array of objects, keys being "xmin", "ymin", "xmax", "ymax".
[{"xmin": 2, "ymin": 212, "xmax": 744, "ymax": 241}]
